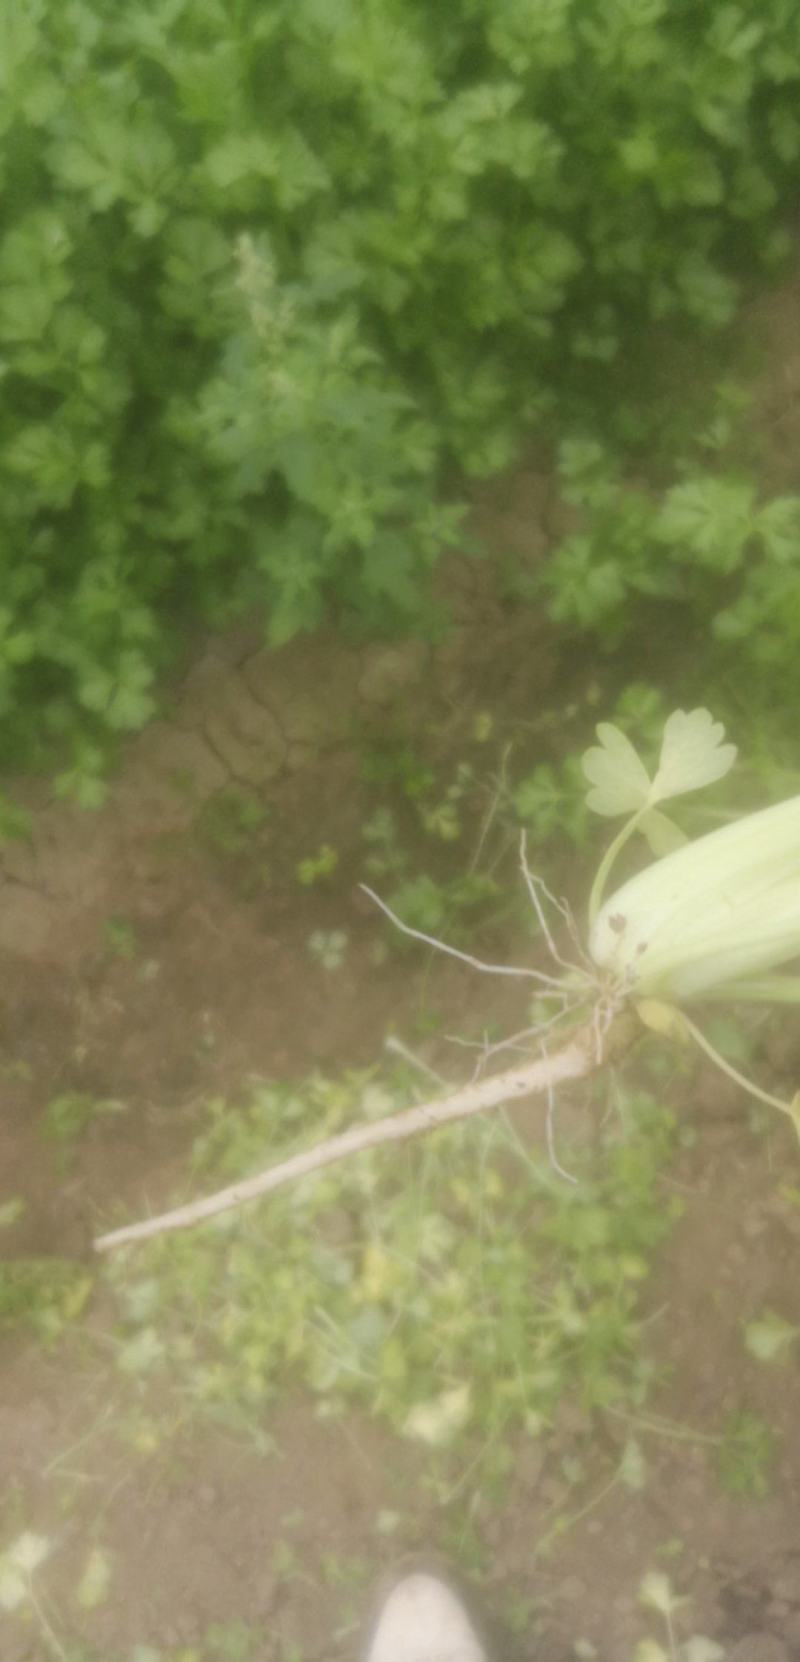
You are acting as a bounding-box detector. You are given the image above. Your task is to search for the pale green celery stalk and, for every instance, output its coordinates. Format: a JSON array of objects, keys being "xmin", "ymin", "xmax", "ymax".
[
  {"xmin": 591, "ymin": 794, "xmax": 800, "ymax": 1000},
  {"xmin": 700, "ymin": 975, "xmax": 800, "ymax": 1003},
  {"xmin": 633, "ymin": 886, "xmax": 800, "ymax": 1000},
  {"xmin": 599, "ymin": 795, "xmax": 800, "ymax": 928},
  {"xmin": 587, "ymin": 807, "xmax": 648, "ymax": 927}
]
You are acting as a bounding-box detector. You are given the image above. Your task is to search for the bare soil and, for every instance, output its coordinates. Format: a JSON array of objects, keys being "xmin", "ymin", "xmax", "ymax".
[{"xmin": 1, "ymin": 273, "xmax": 800, "ymax": 1662}]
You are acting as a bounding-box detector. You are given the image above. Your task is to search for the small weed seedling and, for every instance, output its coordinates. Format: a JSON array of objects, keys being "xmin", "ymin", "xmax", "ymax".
[
  {"xmin": 716, "ymin": 1409, "xmax": 776, "ymax": 1500},
  {"xmin": 634, "ymin": 1569, "xmax": 725, "ymax": 1662},
  {"xmin": 195, "ymin": 786, "xmax": 268, "ymax": 860},
  {"xmin": 0, "ymin": 1533, "xmax": 58, "ymax": 1652},
  {"xmin": 43, "ymin": 1092, "xmax": 126, "ymax": 1176},
  {"xmin": 103, "ymin": 917, "xmax": 139, "ymax": 959},
  {"xmin": 307, "ymin": 930, "xmax": 349, "ymax": 971},
  {"xmin": 296, "ymin": 844, "xmax": 339, "ymax": 886}
]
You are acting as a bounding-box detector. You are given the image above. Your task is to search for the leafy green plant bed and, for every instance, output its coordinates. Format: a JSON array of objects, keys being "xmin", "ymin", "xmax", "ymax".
[
  {"xmin": 1, "ymin": 0, "xmax": 798, "ymax": 784},
  {"xmin": 533, "ymin": 418, "xmax": 800, "ymax": 731}
]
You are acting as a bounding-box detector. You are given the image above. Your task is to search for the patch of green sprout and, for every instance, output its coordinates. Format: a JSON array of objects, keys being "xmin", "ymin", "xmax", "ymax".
[
  {"xmin": 43, "ymin": 1093, "xmax": 125, "ymax": 1171},
  {"xmin": 716, "ymin": 1409, "xmax": 776, "ymax": 1500},
  {"xmin": 296, "ymin": 844, "xmax": 339, "ymax": 886},
  {"xmin": 0, "ymin": 1260, "xmax": 92, "ymax": 1341},
  {"xmin": 307, "ymin": 930, "xmax": 349, "ymax": 971},
  {"xmin": 102, "ymin": 1071, "xmax": 680, "ymax": 1481},
  {"xmin": 194, "ymin": 787, "xmax": 268, "ymax": 859},
  {"xmin": 103, "ymin": 917, "xmax": 138, "ymax": 959}
]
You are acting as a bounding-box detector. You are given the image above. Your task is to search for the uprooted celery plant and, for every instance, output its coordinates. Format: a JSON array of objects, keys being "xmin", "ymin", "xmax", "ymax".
[{"xmin": 95, "ymin": 705, "xmax": 800, "ymax": 1258}]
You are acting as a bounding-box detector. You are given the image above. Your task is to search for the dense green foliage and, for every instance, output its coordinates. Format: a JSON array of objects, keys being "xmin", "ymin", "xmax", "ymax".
[
  {"xmin": 2, "ymin": 0, "xmax": 799, "ymax": 771},
  {"xmin": 535, "ymin": 427, "xmax": 800, "ymax": 720}
]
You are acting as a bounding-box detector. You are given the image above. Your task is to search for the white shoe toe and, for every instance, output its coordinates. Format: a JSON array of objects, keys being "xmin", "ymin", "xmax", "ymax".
[{"xmin": 365, "ymin": 1572, "xmax": 488, "ymax": 1662}]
